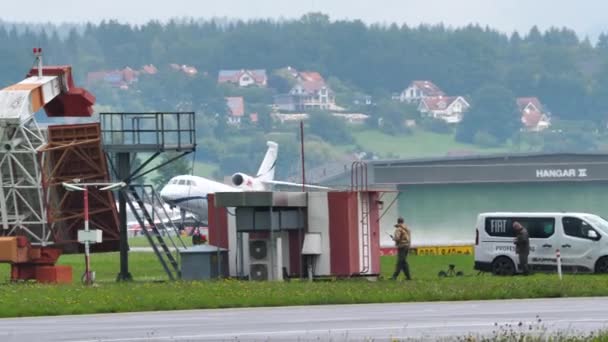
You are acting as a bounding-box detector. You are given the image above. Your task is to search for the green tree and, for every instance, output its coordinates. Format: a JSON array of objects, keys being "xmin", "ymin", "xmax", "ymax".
[
  {"xmin": 456, "ymin": 85, "xmax": 519, "ymax": 144},
  {"xmin": 373, "ymin": 99, "xmax": 417, "ymax": 135},
  {"xmin": 308, "ymin": 110, "xmax": 354, "ymax": 144},
  {"xmin": 151, "ymin": 153, "xmax": 193, "ymax": 189}
]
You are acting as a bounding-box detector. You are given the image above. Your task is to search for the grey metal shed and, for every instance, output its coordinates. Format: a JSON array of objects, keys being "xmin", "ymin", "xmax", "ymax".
[{"xmin": 179, "ymin": 245, "xmax": 229, "ymax": 280}]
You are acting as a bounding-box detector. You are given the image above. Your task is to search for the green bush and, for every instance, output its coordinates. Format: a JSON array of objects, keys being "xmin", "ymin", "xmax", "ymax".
[
  {"xmin": 474, "ymin": 131, "xmax": 501, "ymax": 147},
  {"xmin": 420, "ymin": 117, "xmax": 453, "ymax": 134}
]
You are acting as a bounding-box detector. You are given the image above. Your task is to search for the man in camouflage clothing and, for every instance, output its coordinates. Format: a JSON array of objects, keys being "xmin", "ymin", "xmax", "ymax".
[
  {"xmin": 513, "ymin": 221, "xmax": 530, "ymax": 275},
  {"xmin": 391, "ymin": 217, "xmax": 412, "ymax": 280}
]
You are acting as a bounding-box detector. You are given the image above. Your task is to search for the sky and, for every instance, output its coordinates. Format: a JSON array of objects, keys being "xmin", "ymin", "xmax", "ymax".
[{"xmin": 2, "ymin": 0, "xmax": 606, "ymax": 38}]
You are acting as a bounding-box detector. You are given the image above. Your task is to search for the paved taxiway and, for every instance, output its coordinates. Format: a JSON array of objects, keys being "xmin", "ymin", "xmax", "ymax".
[{"xmin": 1, "ymin": 297, "xmax": 607, "ymax": 341}]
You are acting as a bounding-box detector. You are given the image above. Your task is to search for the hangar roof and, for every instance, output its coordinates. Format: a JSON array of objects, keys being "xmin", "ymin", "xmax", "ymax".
[{"xmin": 320, "ymin": 153, "xmax": 608, "ymax": 186}]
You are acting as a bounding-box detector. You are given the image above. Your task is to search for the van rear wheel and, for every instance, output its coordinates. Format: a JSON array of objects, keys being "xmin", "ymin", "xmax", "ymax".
[
  {"xmin": 492, "ymin": 257, "xmax": 515, "ymax": 276},
  {"xmin": 595, "ymin": 256, "xmax": 608, "ymax": 274}
]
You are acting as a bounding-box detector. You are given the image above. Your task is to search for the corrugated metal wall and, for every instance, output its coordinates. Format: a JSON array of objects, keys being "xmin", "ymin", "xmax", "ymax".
[{"xmin": 397, "ymin": 182, "xmax": 608, "ymax": 245}]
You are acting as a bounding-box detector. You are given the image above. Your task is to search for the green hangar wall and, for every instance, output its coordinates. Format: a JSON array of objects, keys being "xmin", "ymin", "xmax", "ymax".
[
  {"xmin": 397, "ymin": 182, "xmax": 608, "ymax": 245},
  {"xmin": 320, "ymin": 153, "xmax": 608, "ymax": 246}
]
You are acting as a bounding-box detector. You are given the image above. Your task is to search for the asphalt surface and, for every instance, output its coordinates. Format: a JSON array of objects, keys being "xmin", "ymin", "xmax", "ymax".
[{"xmin": 1, "ymin": 297, "xmax": 608, "ymax": 341}]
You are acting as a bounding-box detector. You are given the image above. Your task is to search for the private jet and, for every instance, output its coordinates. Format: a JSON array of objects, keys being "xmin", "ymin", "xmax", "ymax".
[{"xmin": 159, "ymin": 141, "xmax": 328, "ymax": 222}]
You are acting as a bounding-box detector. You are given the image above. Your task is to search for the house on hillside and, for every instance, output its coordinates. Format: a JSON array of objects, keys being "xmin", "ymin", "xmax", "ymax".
[
  {"xmin": 332, "ymin": 113, "xmax": 369, "ymax": 124},
  {"xmin": 170, "ymin": 63, "xmax": 198, "ymax": 76},
  {"xmin": 271, "ymin": 113, "xmax": 310, "ymax": 124},
  {"xmin": 86, "ymin": 67, "xmax": 139, "ymax": 89},
  {"xmin": 272, "ymin": 68, "xmax": 338, "ymax": 111},
  {"xmin": 516, "ymin": 97, "xmax": 551, "ymax": 131},
  {"xmin": 218, "ymin": 69, "xmax": 268, "ymax": 87},
  {"xmin": 141, "ymin": 64, "xmax": 158, "ymax": 75},
  {"xmin": 418, "ymin": 96, "xmax": 470, "ymax": 123},
  {"xmin": 225, "ymin": 97, "xmax": 245, "ymax": 125},
  {"xmin": 399, "ymin": 80, "xmax": 445, "ymax": 103}
]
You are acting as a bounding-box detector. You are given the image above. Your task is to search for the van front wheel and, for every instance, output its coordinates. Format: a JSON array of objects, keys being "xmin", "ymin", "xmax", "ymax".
[
  {"xmin": 492, "ymin": 257, "xmax": 515, "ymax": 276},
  {"xmin": 595, "ymin": 256, "xmax": 608, "ymax": 274}
]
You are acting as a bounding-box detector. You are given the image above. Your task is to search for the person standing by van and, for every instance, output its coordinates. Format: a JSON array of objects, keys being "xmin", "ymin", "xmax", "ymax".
[
  {"xmin": 391, "ymin": 217, "xmax": 412, "ymax": 280},
  {"xmin": 513, "ymin": 221, "xmax": 530, "ymax": 275}
]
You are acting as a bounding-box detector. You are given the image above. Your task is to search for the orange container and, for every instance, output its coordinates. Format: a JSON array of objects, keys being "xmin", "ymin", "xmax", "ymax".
[
  {"xmin": 35, "ymin": 265, "xmax": 73, "ymax": 284},
  {"xmin": 0, "ymin": 237, "xmax": 18, "ymax": 262},
  {"xmin": 0, "ymin": 237, "xmax": 29, "ymax": 263}
]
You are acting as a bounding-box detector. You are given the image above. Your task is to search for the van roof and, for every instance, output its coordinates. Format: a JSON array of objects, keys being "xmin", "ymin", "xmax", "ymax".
[{"xmin": 478, "ymin": 212, "xmax": 594, "ymax": 217}]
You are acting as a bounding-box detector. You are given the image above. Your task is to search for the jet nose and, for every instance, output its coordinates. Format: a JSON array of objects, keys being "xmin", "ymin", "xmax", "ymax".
[{"xmin": 159, "ymin": 186, "xmax": 173, "ymax": 204}]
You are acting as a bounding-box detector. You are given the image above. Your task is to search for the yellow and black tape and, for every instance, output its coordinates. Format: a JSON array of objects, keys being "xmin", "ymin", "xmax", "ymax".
[{"xmin": 412, "ymin": 245, "xmax": 473, "ymax": 256}]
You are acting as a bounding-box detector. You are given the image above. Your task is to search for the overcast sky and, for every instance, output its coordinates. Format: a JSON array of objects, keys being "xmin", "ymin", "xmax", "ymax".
[{"xmin": 2, "ymin": 0, "xmax": 606, "ymax": 38}]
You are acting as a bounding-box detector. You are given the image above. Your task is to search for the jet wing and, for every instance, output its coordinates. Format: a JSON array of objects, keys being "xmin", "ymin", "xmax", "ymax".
[{"xmin": 262, "ymin": 180, "xmax": 331, "ymax": 190}]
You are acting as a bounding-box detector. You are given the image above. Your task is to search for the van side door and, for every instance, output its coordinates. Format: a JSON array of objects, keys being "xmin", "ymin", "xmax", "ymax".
[
  {"xmin": 560, "ymin": 216, "xmax": 601, "ymax": 272},
  {"xmin": 521, "ymin": 217, "xmax": 558, "ymax": 271}
]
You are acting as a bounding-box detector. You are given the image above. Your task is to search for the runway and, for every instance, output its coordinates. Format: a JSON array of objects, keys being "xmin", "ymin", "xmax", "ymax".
[{"xmin": 1, "ymin": 297, "xmax": 607, "ymax": 341}]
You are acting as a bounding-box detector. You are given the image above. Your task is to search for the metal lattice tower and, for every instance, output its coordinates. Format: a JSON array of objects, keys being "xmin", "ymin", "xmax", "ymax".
[
  {"xmin": 0, "ymin": 49, "xmax": 95, "ymax": 245},
  {"xmin": 0, "ymin": 115, "xmax": 49, "ymax": 243}
]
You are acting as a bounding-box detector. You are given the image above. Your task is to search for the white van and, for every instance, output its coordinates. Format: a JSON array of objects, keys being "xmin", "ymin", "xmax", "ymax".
[{"xmin": 474, "ymin": 212, "xmax": 608, "ymax": 275}]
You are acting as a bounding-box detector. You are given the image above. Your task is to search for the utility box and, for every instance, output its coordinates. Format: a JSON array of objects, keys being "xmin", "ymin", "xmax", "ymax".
[{"xmin": 179, "ymin": 245, "xmax": 229, "ymax": 281}]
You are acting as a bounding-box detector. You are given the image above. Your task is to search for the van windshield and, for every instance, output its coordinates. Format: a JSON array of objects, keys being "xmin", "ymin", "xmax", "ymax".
[{"xmin": 583, "ymin": 215, "xmax": 608, "ymax": 233}]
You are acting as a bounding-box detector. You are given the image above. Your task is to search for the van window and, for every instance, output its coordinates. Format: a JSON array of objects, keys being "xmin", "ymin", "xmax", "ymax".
[
  {"xmin": 562, "ymin": 217, "xmax": 601, "ymax": 241},
  {"xmin": 485, "ymin": 217, "xmax": 555, "ymax": 238}
]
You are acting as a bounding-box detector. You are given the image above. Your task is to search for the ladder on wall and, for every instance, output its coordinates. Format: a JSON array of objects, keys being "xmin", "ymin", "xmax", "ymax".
[
  {"xmin": 122, "ymin": 185, "xmax": 186, "ymax": 280},
  {"xmin": 351, "ymin": 161, "xmax": 370, "ymax": 274}
]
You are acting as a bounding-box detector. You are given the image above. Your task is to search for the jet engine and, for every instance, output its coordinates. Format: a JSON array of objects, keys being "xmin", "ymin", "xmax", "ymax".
[
  {"xmin": 231, "ymin": 172, "xmax": 265, "ymax": 190},
  {"xmin": 232, "ymin": 172, "xmax": 253, "ymax": 188}
]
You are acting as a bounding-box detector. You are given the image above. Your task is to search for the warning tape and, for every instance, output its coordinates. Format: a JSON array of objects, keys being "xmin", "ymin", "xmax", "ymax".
[{"xmin": 380, "ymin": 245, "xmax": 474, "ymax": 256}]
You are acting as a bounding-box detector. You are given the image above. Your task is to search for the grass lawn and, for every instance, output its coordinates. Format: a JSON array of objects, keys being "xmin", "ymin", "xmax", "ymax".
[
  {"xmin": 128, "ymin": 235, "xmax": 193, "ymax": 248},
  {"xmin": 0, "ymin": 253, "xmax": 607, "ymax": 318},
  {"xmin": 352, "ymin": 129, "xmax": 510, "ymax": 158}
]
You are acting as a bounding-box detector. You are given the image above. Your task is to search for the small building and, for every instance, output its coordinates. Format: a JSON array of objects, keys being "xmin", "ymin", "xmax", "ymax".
[
  {"xmin": 208, "ymin": 191, "xmax": 382, "ymax": 280},
  {"xmin": 418, "ymin": 96, "xmax": 470, "ymax": 123},
  {"xmin": 517, "ymin": 97, "xmax": 551, "ymax": 131},
  {"xmin": 218, "ymin": 69, "xmax": 268, "ymax": 87},
  {"xmin": 332, "ymin": 113, "xmax": 370, "ymax": 124},
  {"xmin": 271, "ymin": 113, "xmax": 310, "ymax": 124},
  {"xmin": 170, "ymin": 63, "xmax": 198, "ymax": 76},
  {"xmin": 86, "ymin": 67, "xmax": 139, "ymax": 89},
  {"xmin": 399, "ymin": 80, "xmax": 445, "ymax": 103},
  {"xmin": 273, "ymin": 68, "xmax": 337, "ymax": 111},
  {"xmin": 226, "ymin": 97, "xmax": 245, "ymax": 125}
]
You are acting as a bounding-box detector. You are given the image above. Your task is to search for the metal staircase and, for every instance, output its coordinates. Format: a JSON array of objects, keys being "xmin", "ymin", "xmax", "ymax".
[
  {"xmin": 100, "ymin": 111, "xmax": 196, "ymax": 281},
  {"xmin": 123, "ymin": 185, "xmax": 186, "ymax": 280}
]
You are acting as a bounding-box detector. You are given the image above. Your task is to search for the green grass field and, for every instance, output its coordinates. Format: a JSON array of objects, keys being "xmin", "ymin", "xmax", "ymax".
[
  {"xmin": 0, "ymin": 253, "xmax": 607, "ymax": 318},
  {"xmin": 127, "ymin": 235, "xmax": 193, "ymax": 248},
  {"xmin": 352, "ymin": 129, "xmax": 509, "ymax": 158}
]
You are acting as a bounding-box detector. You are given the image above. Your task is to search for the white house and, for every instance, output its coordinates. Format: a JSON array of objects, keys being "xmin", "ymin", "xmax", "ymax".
[
  {"xmin": 516, "ymin": 97, "xmax": 551, "ymax": 131},
  {"xmin": 418, "ymin": 96, "xmax": 470, "ymax": 123},
  {"xmin": 218, "ymin": 69, "xmax": 267, "ymax": 87},
  {"xmin": 399, "ymin": 80, "xmax": 445, "ymax": 103}
]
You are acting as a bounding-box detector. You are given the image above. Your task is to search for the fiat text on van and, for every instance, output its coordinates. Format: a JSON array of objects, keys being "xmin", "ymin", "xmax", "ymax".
[{"xmin": 474, "ymin": 212, "xmax": 608, "ymax": 275}]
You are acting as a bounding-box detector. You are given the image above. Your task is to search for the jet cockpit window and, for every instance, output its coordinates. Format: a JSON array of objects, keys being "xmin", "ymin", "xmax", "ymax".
[{"xmin": 178, "ymin": 180, "xmax": 186, "ymax": 185}]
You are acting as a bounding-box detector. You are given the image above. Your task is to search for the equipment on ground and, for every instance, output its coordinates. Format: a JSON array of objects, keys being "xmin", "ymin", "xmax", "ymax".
[{"xmin": 438, "ymin": 264, "xmax": 464, "ymax": 277}]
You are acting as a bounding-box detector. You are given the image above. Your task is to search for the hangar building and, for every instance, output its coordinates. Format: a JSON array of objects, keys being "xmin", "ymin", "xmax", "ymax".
[{"xmin": 319, "ymin": 153, "xmax": 608, "ymax": 246}]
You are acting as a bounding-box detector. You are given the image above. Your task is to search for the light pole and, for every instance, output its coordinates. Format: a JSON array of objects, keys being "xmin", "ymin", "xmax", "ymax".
[{"xmin": 62, "ymin": 181, "xmax": 126, "ymax": 285}]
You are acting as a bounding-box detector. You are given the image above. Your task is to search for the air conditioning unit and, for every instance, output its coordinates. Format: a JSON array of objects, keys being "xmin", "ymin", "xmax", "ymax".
[{"xmin": 249, "ymin": 239, "xmax": 271, "ymax": 281}]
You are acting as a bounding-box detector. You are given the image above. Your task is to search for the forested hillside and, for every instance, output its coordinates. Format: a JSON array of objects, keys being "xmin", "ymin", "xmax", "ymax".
[{"xmin": 1, "ymin": 14, "xmax": 607, "ymax": 182}]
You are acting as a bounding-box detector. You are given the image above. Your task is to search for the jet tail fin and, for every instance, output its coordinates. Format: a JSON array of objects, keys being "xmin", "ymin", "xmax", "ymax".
[{"xmin": 255, "ymin": 141, "xmax": 278, "ymax": 182}]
